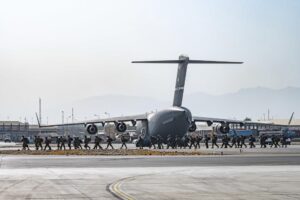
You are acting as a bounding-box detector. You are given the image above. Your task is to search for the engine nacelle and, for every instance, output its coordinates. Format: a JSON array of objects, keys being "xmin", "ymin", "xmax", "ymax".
[
  {"xmin": 116, "ymin": 122, "xmax": 127, "ymax": 132},
  {"xmin": 86, "ymin": 124, "xmax": 98, "ymax": 135},
  {"xmin": 216, "ymin": 124, "xmax": 230, "ymax": 134},
  {"xmin": 188, "ymin": 121, "xmax": 197, "ymax": 132}
]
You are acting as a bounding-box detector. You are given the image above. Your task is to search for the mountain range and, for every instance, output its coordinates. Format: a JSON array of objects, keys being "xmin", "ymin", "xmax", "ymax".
[{"xmin": 47, "ymin": 86, "xmax": 300, "ymax": 123}]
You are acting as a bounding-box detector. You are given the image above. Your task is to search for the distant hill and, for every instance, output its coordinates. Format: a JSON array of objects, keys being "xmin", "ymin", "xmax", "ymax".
[
  {"xmin": 185, "ymin": 87, "xmax": 300, "ymax": 120},
  {"xmin": 37, "ymin": 87, "xmax": 300, "ymax": 123}
]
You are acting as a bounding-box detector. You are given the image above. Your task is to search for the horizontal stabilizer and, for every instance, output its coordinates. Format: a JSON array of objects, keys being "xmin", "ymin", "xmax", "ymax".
[
  {"xmin": 132, "ymin": 60, "xmax": 181, "ymax": 63},
  {"xmin": 132, "ymin": 60, "xmax": 243, "ymax": 64},
  {"xmin": 189, "ymin": 60, "xmax": 243, "ymax": 64}
]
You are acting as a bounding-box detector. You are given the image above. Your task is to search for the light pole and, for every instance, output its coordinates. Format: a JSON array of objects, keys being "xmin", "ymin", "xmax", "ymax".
[
  {"xmin": 66, "ymin": 116, "xmax": 71, "ymax": 135},
  {"xmin": 61, "ymin": 110, "xmax": 64, "ymax": 135}
]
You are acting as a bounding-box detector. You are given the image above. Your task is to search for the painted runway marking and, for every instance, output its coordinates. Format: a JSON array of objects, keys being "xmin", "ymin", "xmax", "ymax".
[{"xmin": 109, "ymin": 176, "xmax": 136, "ymax": 200}]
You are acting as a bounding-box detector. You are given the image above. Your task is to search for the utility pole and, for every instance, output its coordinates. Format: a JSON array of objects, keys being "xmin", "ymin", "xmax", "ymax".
[
  {"xmin": 62, "ymin": 110, "xmax": 65, "ymax": 135},
  {"xmin": 72, "ymin": 108, "xmax": 74, "ymax": 123},
  {"xmin": 61, "ymin": 110, "xmax": 64, "ymax": 124},
  {"xmin": 39, "ymin": 98, "xmax": 42, "ymax": 124}
]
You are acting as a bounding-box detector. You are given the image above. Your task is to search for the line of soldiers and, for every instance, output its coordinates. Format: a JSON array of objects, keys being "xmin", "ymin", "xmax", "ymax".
[
  {"xmin": 21, "ymin": 133, "xmax": 291, "ymax": 151},
  {"xmin": 145, "ymin": 134, "xmax": 291, "ymax": 149},
  {"xmin": 259, "ymin": 134, "xmax": 289, "ymax": 148},
  {"xmin": 21, "ymin": 135, "xmax": 116, "ymax": 151},
  {"xmin": 145, "ymin": 134, "xmax": 239, "ymax": 149},
  {"xmin": 140, "ymin": 134, "xmax": 203, "ymax": 149}
]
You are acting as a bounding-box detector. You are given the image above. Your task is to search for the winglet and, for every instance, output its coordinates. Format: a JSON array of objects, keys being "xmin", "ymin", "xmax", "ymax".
[
  {"xmin": 35, "ymin": 112, "xmax": 41, "ymax": 127},
  {"xmin": 288, "ymin": 112, "xmax": 294, "ymax": 125}
]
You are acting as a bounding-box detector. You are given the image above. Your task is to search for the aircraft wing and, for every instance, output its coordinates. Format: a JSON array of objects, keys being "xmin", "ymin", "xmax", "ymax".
[
  {"xmin": 192, "ymin": 116, "xmax": 293, "ymax": 127},
  {"xmin": 192, "ymin": 116, "xmax": 244, "ymax": 125},
  {"xmin": 36, "ymin": 113, "xmax": 148, "ymax": 128}
]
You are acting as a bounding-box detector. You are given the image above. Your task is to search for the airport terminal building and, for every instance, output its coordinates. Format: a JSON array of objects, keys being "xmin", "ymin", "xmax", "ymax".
[{"xmin": 0, "ymin": 121, "xmax": 58, "ymax": 141}]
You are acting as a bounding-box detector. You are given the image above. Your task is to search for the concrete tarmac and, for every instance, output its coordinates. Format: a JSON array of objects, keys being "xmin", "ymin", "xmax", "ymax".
[
  {"xmin": 0, "ymin": 151, "xmax": 300, "ymax": 199},
  {"xmin": 1, "ymin": 154, "xmax": 300, "ymax": 168}
]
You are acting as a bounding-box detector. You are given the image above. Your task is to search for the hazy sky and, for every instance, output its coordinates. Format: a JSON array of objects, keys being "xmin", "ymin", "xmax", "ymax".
[{"xmin": 0, "ymin": 0, "xmax": 299, "ymax": 121}]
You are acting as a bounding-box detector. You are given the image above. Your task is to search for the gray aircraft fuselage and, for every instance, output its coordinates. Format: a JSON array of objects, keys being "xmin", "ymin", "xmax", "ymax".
[
  {"xmin": 145, "ymin": 106, "xmax": 192, "ymax": 140},
  {"xmin": 139, "ymin": 56, "xmax": 192, "ymax": 140}
]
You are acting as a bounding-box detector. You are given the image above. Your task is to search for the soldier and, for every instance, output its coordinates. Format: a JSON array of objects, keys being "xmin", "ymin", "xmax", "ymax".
[
  {"xmin": 260, "ymin": 134, "xmax": 267, "ymax": 148},
  {"xmin": 73, "ymin": 137, "xmax": 78, "ymax": 149},
  {"xmin": 204, "ymin": 134, "xmax": 210, "ymax": 149},
  {"xmin": 44, "ymin": 137, "xmax": 51, "ymax": 150},
  {"xmin": 221, "ymin": 135, "xmax": 230, "ymax": 148},
  {"xmin": 174, "ymin": 135, "xmax": 181, "ymax": 149},
  {"xmin": 270, "ymin": 135, "xmax": 275, "ymax": 148},
  {"xmin": 150, "ymin": 135, "xmax": 157, "ymax": 149},
  {"xmin": 274, "ymin": 135, "xmax": 281, "ymax": 148},
  {"xmin": 84, "ymin": 135, "xmax": 91, "ymax": 150},
  {"xmin": 106, "ymin": 135, "xmax": 114, "ymax": 149},
  {"xmin": 195, "ymin": 135, "xmax": 202, "ymax": 149},
  {"xmin": 67, "ymin": 135, "xmax": 73, "ymax": 150},
  {"xmin": 74, "ymin": 137, "xmax": 82, "ymax": 149},
  {"xmin": 93, "ymin": 136, "xmax": 103, "ymax": 149},
  {"xmin": 249, "ymin": 135, "xmax": 256, "ymax": 148},
  {"xmin": 38, "ymin": 136, "xmax": 43, "ymax": 150},
  {"xmin": 21, "ymin": 136, "xmax": 30, "ymax": 150},
  {"xmin": 236, "ymin": 136, "xmax": 241, "ymax": 148},
  {"xmin": 231, "ymin": 136, "xmax": 238, "ymax": 148},
  {"xmin": 166, "ymin": 134, "xmax": 173, "ymax": 149},
  {"xmin": 157, "ymin": 134, "xmax": 164, "ymax": 149},
  {"xmin": 189, "ymin": 135, "xmax": 196, "ymax": 149},
  {"xmin": 211, "ymin": 134, "xmax": 219, "ymax": 149},
  {"xmin": 60, "ymin": 136, "xmax": 66, "ymax": 150},
  {"xmin": 183, "ymin": 135, "xmax": 190, "ymax": 149},
  {"xmin": 34, "ymin": 136, "xmax": 39, "ymax": 150},
  {"xmin": 56, "ymin": 136, "xmax": 61, "ymax": 150},
  {"xmin": 137, "ymin": 135, "xmax": 144, "ymax": 149},
  {"xmin": 221, "ymin": 136, "xmax": 227, "ymax": 148},
  {"xmin": 120, "ymin": 133, "xmax": 129, "ymax": 149},
  {"xmin": 281, "ymin": 134, "xmax": 288, "ymax": 148},
  {"xmin": 240, "ymin": 136, "xmax": 247, "ymax": 148}
]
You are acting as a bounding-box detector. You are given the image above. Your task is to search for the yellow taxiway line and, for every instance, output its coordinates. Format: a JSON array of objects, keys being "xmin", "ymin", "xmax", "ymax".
[{"xmin": 109, "ymin": 177, "xmax": 136, "ymax": 200}]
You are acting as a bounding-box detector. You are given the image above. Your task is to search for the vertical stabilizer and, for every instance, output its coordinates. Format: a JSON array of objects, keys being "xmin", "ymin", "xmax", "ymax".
[{"xmin": 173, "ymin": 55, "xmax": 189, "ymax": 107}]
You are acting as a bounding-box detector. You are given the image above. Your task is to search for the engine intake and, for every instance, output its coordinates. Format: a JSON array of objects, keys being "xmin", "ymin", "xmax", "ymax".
[
  {"xmin": 116, "ymin": 122, "xmax": 127, "ymax": 132},
  {"xmin": 188, "ymin": 121, "xmax": 197, "ymax": 132},
  {"xmin": 86, "ymin": 124, "xmax": 98, "ymax": 135},
  {"xmin": 216, "ymin": 124, "xmax": 230, "ymax": 134}
]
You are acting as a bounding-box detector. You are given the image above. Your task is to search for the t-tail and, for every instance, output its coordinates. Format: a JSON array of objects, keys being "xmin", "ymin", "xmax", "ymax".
[{"xmin": 132, "ymin": 55, "xmax": 243, "ymax": 107}]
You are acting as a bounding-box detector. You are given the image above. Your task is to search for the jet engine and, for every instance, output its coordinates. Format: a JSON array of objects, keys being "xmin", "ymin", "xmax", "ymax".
[
  {"xmin": 188, "ymin": 121, "xmax": 197, "ymax": 132},
  {"xmin": 116, "ymin": 122, "xmax": 127, "ymax": 132},
  {"xmin": 86, "ymin": 124, "xmax": 98, "ymax": 135},
  {"xmin": 216, "ymin": 124, "xmax": 230, "ymax": 134}
]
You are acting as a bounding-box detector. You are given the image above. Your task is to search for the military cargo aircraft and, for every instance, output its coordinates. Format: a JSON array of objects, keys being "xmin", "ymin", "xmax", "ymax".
[{"xmin": 36, "ymin": 55, "xmax": 292, "ymax": 146}]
